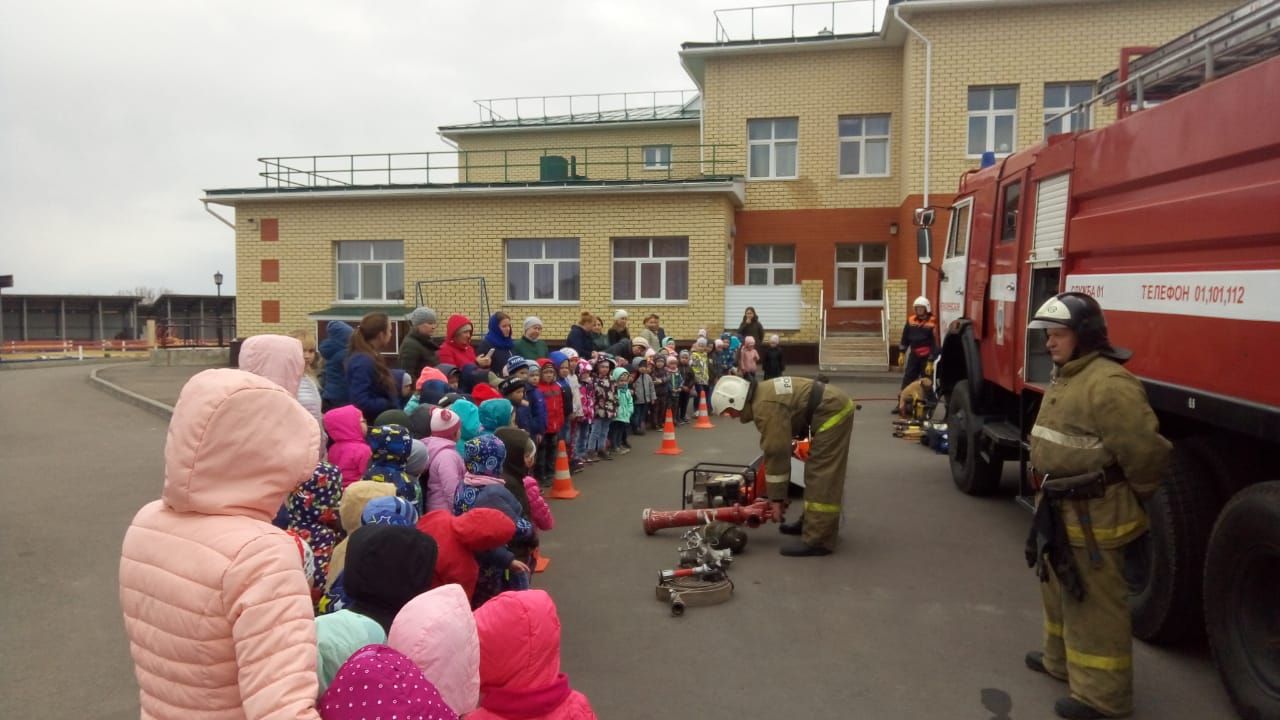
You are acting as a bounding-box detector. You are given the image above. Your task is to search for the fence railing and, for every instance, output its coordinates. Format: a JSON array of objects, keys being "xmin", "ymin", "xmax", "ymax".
[
  {"xmin": 713, "ymin": 0, "xmax": 883, "ymax": 43},
  {"xmin": 471, "ymin": 90, "xmax": 700, "ymax": 126},
  {"xmin": 259, "ymin": 144, "xmax": 741, "ymax": 188}
]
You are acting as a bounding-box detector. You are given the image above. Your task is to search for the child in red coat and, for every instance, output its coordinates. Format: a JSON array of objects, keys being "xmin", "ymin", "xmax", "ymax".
[
  {"xmin": 534, "ymin": 360, "xmax": 565, "ymax": 487},
  {"xmin": 416, "ymin": 509, "xmax": 515, "ymax": 603}
]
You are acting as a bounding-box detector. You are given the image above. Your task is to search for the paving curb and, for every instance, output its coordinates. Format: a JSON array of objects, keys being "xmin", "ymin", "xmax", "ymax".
[{"xmin": 88, "ymin": 366, "xmax": 174, "ymax": 419}]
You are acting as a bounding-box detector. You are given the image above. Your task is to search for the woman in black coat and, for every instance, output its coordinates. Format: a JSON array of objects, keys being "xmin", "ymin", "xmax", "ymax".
[{"xmin": 565, "ymin": 310, "xmax": 597, "ymax": 358}]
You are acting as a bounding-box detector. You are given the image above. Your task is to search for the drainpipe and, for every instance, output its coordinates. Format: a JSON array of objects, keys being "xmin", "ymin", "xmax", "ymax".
[
  {"xmin": 893, "ymin": 4, "xmax": 932, "ymax": 300},
  {"xmin": 201, "ymin": 200, "xmax": 236, "ymax": 230}
]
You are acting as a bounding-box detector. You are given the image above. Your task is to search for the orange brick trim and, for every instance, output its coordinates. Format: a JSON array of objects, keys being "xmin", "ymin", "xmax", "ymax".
[
  {"xmin": 261, "ymin": 259, "xmax": 280, "ymax": 283},
  {"xmin": 260, "ymin": 218, "xmax": 278, "ymax": 242},
  {"xmin": 261, "ymin": 300, "xmax": 280, "ymax": 324}
]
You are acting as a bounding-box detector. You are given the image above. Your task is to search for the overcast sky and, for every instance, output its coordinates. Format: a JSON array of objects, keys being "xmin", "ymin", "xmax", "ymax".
[{"xmin": 0, "ymin": 0, "xmax": 885, "ymax": 296}]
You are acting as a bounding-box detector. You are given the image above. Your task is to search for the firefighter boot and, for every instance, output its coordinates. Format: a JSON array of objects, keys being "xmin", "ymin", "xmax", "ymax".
[
  {"xmin": 1053, "ymin": 697, "xmax": 1112, "ymax": 719},
  {"xmin": 779, "ymin": 539, "xmax": 832, "ymax": 557},
  {"xmin": 779, "ymin": 517, "xmax": 803, "ymax": 535},
  {"xmin": 1026, "ymin": 651, "xmax": 1067, "ymax": 682}
]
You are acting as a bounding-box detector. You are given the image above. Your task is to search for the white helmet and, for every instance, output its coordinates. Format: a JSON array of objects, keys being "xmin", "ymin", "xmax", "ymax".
[
  {"xmin": 913, "ymin": 296, "xmax": 931, "ymax": 312},
  {"xmin": 711, "ymin": 375, "xmax": 751, "ymax": 415}
]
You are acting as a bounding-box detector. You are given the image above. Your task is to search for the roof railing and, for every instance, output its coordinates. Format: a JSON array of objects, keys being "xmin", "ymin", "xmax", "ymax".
[
  {"xmin": 1045, "ymin": 0, "xmax": 1280, "ymax": 130},
  {"xmin": 470, "ymin": 90, "xmax": 700, "ymax": 126},
  {"xmin": 712, "ymin": 0, "xmax": 882, "ymax": 43},
  {"xmin": 256, "ymin": 143, "xmax": 741, "ymax": 188}
]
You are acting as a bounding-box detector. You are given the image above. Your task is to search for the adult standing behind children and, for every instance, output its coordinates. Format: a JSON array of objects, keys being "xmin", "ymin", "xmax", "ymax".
[
  {"xmin": 346, "ymin": 313, "xmax": 407, "ymax": 424},
  {"xmin": 119, "ymin": 369, "xmax": 323, "ymax": 719},
  {"xmin": 607, "ymin": 309, "xmax": 630, "ymax": 345},
  {"xmin": 512, "ymin": 316, "xmax": 549, "ymax": 360},
  {"xmin": 399, "ymin": 306, "xmax": 440, "ymax": 382},
  {"xmin": 287, "ymin": 329, "xmax": 325, "ymax": 429},
  {"xmin": 439, "ymin": 314, "xmax": 494, "ymax": 371},
  {"xmin": 738, "ymin": 306, "xmax": 765, "ymax": 347},
  {"xmin": 319, "ymin": 320, "xmax": 354, "ymax": 411},
  {"xmin": 590, "ymin": 314, "xmax": 609, "ymax": 353},
  {"xmin": 564, "ymin": 312, "xmax": 597, "ymax": 358},
  {"xmin": 637, "ymin": 313, "xmax": 665, "ymax": 349},
  {"xmin": 477, "ymin": 311, "xmax": 516, "ymax": 371}
]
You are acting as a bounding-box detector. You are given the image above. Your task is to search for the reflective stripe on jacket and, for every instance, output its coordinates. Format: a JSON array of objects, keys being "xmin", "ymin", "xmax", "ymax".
[{"xmin": 1030, "ymin": 353, "xmax": 1171, "ymax": 549}]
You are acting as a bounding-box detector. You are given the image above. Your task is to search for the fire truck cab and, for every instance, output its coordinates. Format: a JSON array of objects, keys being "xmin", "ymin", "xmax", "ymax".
[{"xmin": 918, "ymin": 2, "xmax": 1280, "ymax": 716}]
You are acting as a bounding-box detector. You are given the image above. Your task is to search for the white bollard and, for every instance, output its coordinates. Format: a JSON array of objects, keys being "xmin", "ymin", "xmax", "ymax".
[{"xmin": 78, "ymin": 345, "xmax": 84, "ymax": 361}]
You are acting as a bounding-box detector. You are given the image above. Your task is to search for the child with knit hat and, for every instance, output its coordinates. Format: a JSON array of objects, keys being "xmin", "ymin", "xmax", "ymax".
[
  {"xmin": 534, "ymin": 360, "xmax": 565, "ymax": 485},
  {"xmin": 423, "ymin": 407, "xmax": 467, "ymax": 512},
  {"xmin": 676, "ymin": 351, "xmax": 694, "ymax": 424},
  {"xmin": 574, "ymin": 359, "xmax": 596, "ymax": 463},
  {"xmin": 690, "ymin": 339, "xmax": 711, "ymax": 419},
  {"xmin": 362, "ymin": 424, "xmax": 422, "ymax": 511},
  {"xmin": 629, "ymin": 356, "xmax": 656, "ymax": 436},
  {"xmin": 762, "ymin": 333, "xmax": 786, "ymax": 380},
  {"xmin": 323, "ymin": 405, "xmax": 372, "ymax": 489},
  {"xmin": 454, "ymin": 435, "xmax": 534, "ymax": 606},
  {"xmin": 609, "ymin": 366, "xmax": 634, "ymax": 454},
  {"xmin": 738, "ymin": 335, "xmax": 760, "ymax": 382},
  {"xmin": 586, "ymin": 356, "xmax": 616, "ymax": 461}
]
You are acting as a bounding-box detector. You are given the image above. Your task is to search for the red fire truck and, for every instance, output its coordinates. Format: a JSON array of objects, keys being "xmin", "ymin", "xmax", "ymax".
[{"xmin": 915, "ymin": 2, "xmax": 1280, "ymax": 716}]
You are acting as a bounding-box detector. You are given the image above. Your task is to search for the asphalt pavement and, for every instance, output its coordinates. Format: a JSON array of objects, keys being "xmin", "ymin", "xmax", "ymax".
[{"xmin": 0, "ymin": 363, "xmax": 1234, "ymax": 719}]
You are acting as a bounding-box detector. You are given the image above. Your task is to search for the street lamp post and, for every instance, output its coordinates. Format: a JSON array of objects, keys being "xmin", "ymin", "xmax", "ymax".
[{"xmin": 214, "ymin": 271, "xmax": 224, "ymax": 348}]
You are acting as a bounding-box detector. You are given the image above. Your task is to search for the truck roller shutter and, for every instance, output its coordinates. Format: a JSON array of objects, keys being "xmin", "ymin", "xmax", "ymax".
[{"xmin": 1031, "ymin": 174, "xmax": 1069, "ymax": 262}]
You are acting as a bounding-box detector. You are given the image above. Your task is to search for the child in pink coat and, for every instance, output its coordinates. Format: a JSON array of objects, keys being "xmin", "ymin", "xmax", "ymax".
[
  {"xmin": 319, "ymin": 644, "xmax": 456, "ymax": 720},
  {"xmin": 470, "ymin": 590, "xmax": 596, "ymax": 720},
  {"xmin": 323, "ymin": 405, "xmax": 371, "ymax": 487}
]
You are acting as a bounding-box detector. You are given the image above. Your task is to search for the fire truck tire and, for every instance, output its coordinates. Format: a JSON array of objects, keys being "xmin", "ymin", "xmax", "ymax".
[
  {"xmin": 1128, "ymin": 443, "xmax": 1219, "ymax": 643},
  {"xmin": 946, "ymin": 380, "xmax": 1001, "ymax": 496},
  {"xmin": 1204, "ymin": 481, "xmax": 1280, "ymax": 720}
]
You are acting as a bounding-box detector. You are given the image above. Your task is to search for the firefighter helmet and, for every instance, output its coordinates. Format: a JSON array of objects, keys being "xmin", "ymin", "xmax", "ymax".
[
  {"xmin": 913, "ymin": 296, "xmax": 932, "ymax": 313},
  {"xmin": 711, "ymin": 375, "xmax": 751, "ymax": 415},
  {"xmin": 1028, "ymin": 292, "xmax": 1120, "ymax": 358}
]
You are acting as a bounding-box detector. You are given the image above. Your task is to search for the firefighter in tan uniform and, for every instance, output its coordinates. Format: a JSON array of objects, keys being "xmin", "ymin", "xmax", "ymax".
[
  {"xmin": 711, "ymin": 375, "xmax": 855, "ymax": 556},
  {"xmin": 1023, "ymin": 292, "xmax": 1171, "ymax": 719}
]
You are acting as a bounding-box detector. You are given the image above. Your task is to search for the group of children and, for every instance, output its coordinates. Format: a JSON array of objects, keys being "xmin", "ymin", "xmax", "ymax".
[{"xmin": 281, "ymin": 317, "xmax": 788, "ymax": 716}]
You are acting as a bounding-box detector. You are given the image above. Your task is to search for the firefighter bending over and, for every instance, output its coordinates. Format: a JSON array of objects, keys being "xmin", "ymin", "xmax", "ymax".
[
  {"xmin": 1023, "ymin": 292, "xmax": 1170, "ymax": 720},
  {"xmin": 711, "ymin": 375, "xmax": 855, "ymax": 557}
]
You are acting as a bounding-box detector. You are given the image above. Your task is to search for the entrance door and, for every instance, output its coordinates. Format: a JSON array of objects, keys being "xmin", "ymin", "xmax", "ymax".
[{"xmin": 939, "ymin": 198, "xmax": 973, "ymax": 328}]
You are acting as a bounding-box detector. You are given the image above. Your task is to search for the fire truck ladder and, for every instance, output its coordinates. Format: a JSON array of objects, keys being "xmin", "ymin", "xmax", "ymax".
[{"xmin": 1048, "ymin": 0, "xmax": 1280, "ymax": 128}]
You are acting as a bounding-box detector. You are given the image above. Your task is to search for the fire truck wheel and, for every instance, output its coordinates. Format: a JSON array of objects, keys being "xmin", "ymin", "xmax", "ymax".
[
  {"xmin": 1204, "ymin": 481, "xmax": 1280, "ymax": 720},
  {"xmin": 946, "ymin": 380, "xmax": 1001, "ymax": 496},
  {"xmin": 1128, "ymin": 443, "xmax": 1220, "ymax": 643}
]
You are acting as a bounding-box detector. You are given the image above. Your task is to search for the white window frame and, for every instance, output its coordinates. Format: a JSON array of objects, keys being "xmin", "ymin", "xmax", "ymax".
[
  {"xmin": 642, "ymin": 145, "xmax": 672, "ymax": 170},
  {"xmin": 833, "ymin": 243, "xmax": 888, "ymax": 307},
  {"xmin": 837, "ymin": 114, "xmax": 891, "ymax": 178},
  {"xmin": 335, "ymin": 240, "xmax": 405, "ymax": 303},
  {"xmin": 1043, "ymin": 82, "xmax": 1093, "ymax": 137},
  {"xmin": 504, "ymin": 238, "xmax": 580, "ymax": 304},
  {"xmin": 744, "ymin": 244, "xmax": 796, "ymax": 286},
  {"xmin": 967, "ymin": 85, "xmax": 1019, "ymax": 158},
  {"xmin": 747, "ymin": 117, "xmax": 799, "ymax": 180},
  {"xmin": 611, "ymin": 237, "xmax": 689, "ymax": 304}
]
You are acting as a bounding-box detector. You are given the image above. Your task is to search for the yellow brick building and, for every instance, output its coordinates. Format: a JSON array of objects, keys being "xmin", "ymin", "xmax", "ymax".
[{"xmin": 205, "ymin": 0, "xmax": 1236, "ymax": 362}]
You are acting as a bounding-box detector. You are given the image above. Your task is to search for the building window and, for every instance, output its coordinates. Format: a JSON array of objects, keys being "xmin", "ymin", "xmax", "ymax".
[
  {"xmin": 506, "ymin": 238, "xmax": 580, "ymax": 302},
  {"xmin": 612, "ymin": 237, "xmax": 689, "ymax": 302},
  {"xmin": 745, "ymin": 244, "xmax": 796, "ymax": 285},
  {"xmin": 967, "ymin": 86, "xmax": 1018, "ymax": 157},
  {"xmin": 838, "ymin": 115, "xmax": 890, "ymax": 176},
  {"xmin": 834, "ymin": 243, "xmax": 887, "ymax": 305},
  {"xmin": 747, "ymin": 118, "xmax": 798, "ymax": 179},
  {"xmin": 643, "ymin": 145, "xmax": 672, "ymax": 170},
  {"xmin": 1043, "ymin": 82, "xmax": 1093, "ymax": 136},
  {"xmin": 336, "ymin": 241, "xmax": 404, "ymax": 302}
]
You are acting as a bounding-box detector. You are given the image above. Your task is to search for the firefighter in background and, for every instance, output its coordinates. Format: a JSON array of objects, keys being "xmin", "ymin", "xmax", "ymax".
[
  {"xmin": 711, "ymin": 375, "xmax": 855, "ymax": 556},
  {"xmin": 1023, "ymin": 292, "xmax": 1170, "ymax": 720},
  {"xmin": 898, "ymin": 296, "xmax": 938, "ymax": 392}
]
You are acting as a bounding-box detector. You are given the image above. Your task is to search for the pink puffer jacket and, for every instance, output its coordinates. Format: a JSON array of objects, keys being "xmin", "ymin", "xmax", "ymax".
[
  {"xmin": 469, "ymin": 590, "xmax": 596, "ymax": 720},
  {"xmin": 119, "ymin": 369, "xmax": 323, "ymax": 719}
]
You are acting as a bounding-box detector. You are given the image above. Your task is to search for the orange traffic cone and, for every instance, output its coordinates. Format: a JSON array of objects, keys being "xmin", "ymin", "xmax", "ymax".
[
  {"xmin": 533, "ymin": 547, "xmax": 550, "ymax": 573},
  {"xmin": 655, "ymin": 409, "xmax": 683, "ymax": 455},
  {"xmin": 548, "ymin": 440, "xmax": 580, "ymax": 499},
  {"xmin": 694, "ymin": 389, "xmax": 715, "ymax": 429}
]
